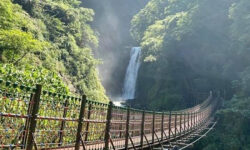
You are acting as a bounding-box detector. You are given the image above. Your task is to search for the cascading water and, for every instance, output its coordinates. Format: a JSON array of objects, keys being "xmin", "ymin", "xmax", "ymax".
[{"xmin": 122, "ymin": 47, "xmax": 141, "ymax": 100}]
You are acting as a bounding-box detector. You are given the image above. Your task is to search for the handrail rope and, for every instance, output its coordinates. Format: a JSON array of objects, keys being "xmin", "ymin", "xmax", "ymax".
[
  {"xmin": 0, "ymin": 79, "xmax": 219, "ymax": 150},
  {"xmin": 0, "ymin": 79, "xmax": 215, "ymax": 114}
]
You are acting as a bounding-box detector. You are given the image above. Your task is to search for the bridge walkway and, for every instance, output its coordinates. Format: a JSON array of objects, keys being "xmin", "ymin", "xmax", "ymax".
[{"xmin": 0, "ymin": 80, "xmax": 220, "ymax": 150}]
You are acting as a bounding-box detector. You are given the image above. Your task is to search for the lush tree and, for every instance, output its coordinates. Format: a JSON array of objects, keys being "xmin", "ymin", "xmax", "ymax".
[
  {"xmin": 131, "ymin": 0, "xmax": 250, "ymax": 148},
  {"xmin": 0, "ymin": 29, "xmax": 46, "ymax": 63},
  {"xmin": 0, "ymin": 0, "xmax": 108, "ymax": 102}
]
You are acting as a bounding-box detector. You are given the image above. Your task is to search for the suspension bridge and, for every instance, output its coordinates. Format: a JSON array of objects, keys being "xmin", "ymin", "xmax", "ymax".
[{"xmin": 0, "ymin": 80, "xmax": 220, "ymax": 150}]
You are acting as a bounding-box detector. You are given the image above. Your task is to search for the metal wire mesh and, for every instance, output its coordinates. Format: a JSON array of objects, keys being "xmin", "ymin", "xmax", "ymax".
[
  {"xmin": 0, "ymin": 81, "xmax": 35, "ymax": 149},
  {"xmin": 0, "ymin": 79, "xmax": 218, "ymax": 150}
]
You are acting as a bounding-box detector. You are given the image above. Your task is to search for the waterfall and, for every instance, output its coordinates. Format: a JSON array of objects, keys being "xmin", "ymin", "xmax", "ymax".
[{"xmin": 122, "ymin": 47, "xmax": 141, "ymax": 100}]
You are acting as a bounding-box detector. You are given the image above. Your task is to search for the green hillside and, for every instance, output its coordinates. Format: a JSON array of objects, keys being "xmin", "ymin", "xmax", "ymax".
[
  {"xmin": 131, "ymin": 0, "xmax": 250, "ymax": 149},
  {"xmin": 0, "ymin": 0, "xmax": 108, "ymax": 102}
]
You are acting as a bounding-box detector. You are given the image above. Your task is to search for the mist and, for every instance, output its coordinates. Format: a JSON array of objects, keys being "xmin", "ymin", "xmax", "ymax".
[
  {"xmin": 82, "ymin": 0, "xmax": 148, "ymax": 99},
  {"xmin": 2, "ymin": 0, "xmax": 250, "ymax": 149}
]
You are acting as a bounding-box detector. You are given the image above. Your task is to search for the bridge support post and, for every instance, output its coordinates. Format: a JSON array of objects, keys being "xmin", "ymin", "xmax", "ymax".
[
  {"xmin": 199, "ymin": 112, "xmax": 201, "ymax": 126},
  {"xmin": 26, "ymin": 85, "xmax": 42, "ymax": 150},
  {"xmin": 140, "ymin": 111, "xmax": 145, "ymax": 149},
  {"xmin": 194, "ymin": 112, "xmax": 196, "ymax": 128},
  {"xmin": 161, "ymin": 112, "xmax": 164, "ymax": 141},
  {"xmin": 125, "ymin": 107, "xmax": 130, "ymax": 150},
  {"xmin": 201, "ymin": 112, "xmax": 203, "ymax": 124},
  {"xmin": 152, "ymin": 112, "xmax": 155, "ymax": 144},
  {"xmin": 196, "ymin": 112, "xmax": 198, "ymax": 128},
  {"xmin": 180, "ymin": 113, "xmax": 182, "ymax": 136},
  {"xmin": 104, "ymin": 101, "xmax": 113, "ymax": 150},
  {"xmin": 183, "ymin": 113, "xmax": 186, "ymax": 135},
  {"xmin": 197, "ymin": 112, "xmax": 199, "ymax": 127},
  {"xmin": 85, "ymin": 103, "xmax": 92, "ymax": 141},
  {"xmin": 194, "ymin": 112, "xmax": 196, "ymax": 129},
  {"xmin": 21, "ymin": 93, "xmax": 33, "ymax": 149},
  {"xmin": 202, "ymin": 112, "xmax": 204, "ymax": 123},
  {"xmin": 199, "ymin": 112, "xmax": 201, "ymax": 125},
  {"xmin": 75, "ymin": 95, "xmax": 87, "ymax": 150},
  {"xmin": 168, "ymin": 111, "xmax": 172, "ymax": 139},
  {"xmin": 174, "ymin": 113, "xmax": 177, "ymax": 138},
  {"xmin": 193, "ymin": 112, "xmax": 195, "ymax": 129},
  {"xmin": 191, "ymin": 112, "xmax": 193, "ymax": 130},
  {"xmin": 196, "ymin": 112, "xmax": 199, "ymax": 127},
  {"xmin": 58, "ymin": 100, "xmax": 69, "ymax": 146}
]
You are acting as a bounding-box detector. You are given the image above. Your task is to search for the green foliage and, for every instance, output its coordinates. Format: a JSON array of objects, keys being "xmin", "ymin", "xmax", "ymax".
[
  {"xmin": 0, "ymin": 64, "xmax": 69, "ymax": 93},
  {"xmin": 130, "ymin": 0, "xmax": 169, "ymax": 42},
  {"xmin": 0, "ymin": 0, "xmax": 25, "ymax": 29},
  {"xmin": 131, "ymin": 0, "xmax": 250, "ymax": 148},
  {"xmin": 193, "ymin": 97, "xmax": 250, "ymax": 150},
  {"xmin": 0, "ymin": 0, "xmax": 108, "ymax": 102},
  {"xmin": 141, "ymin": 11, "xmax": 192, "ymax": 61},
  {"xmin": 229, "ymin": 0, "xmax": 250, "ymax": 47},
  {"xmin": 0, "ymin": 29, "xmax": 47, "ymax": 63},
  {"xmin": 130, "ymin": 0, "xmax": 235, "ymax": 109}
]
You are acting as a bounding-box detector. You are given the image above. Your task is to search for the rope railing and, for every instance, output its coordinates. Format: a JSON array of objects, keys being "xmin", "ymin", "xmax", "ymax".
[{"xmin": 0, "ymin": 79, "xmax": 219, "ymax": 150}]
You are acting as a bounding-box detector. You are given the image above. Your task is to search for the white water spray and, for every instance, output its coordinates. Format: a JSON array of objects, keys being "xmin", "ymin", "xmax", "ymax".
[{"xmin": 122, "ymin": 47, "xmax": 141, "ymax": 100}]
